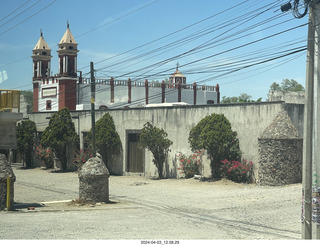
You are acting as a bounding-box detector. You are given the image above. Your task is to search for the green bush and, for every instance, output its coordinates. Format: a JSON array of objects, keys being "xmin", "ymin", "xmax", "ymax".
[
  {"xmin": 41, "ymin": 108, "xmax": 79, "ymax": 170},
  {"xmin": 17, "ymin": 120, "xmax": 37, "ymax": 168},
  {"xmin": 178, "ymin": 151, "xmax": 204, "ymax": 178},
  {"xmin": 86, "ymin": 113, "xmax": 122, "ymax": 170},
  {"xmin": 221, "ymin": 159, "xmax": 253, "ymax": 183},
  {"xmin": 188, "ymin": 113, "xmax": 241, "ymax": 179},
  {"xmin": 72, "ymin": 149, "xmax": 93, "ymax": 169},
  {"xmin": 140, "ymin": 122, "xmax": 172, "ymax": 179},
  {"xmin": 35, "ymin": 144, "xmax": 54, "ymax": 169}
]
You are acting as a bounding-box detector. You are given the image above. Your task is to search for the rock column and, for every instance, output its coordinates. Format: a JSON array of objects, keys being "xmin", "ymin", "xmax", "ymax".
[
  {"xmin": 0, "ymin": 154, "xmax": 16, "ymax": 210},
  {"xmin": 78, "ymin": 157, "xmax": 110, "ymax": 203}
]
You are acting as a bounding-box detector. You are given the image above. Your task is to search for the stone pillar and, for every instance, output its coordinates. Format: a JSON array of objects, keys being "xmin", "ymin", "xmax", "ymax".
[
  {"xmin": 0, "ymin": 154, "xmax": 16, "ymax": 211},
  {"xmin": 128, "ymin": 78, "xmax": 132, "ymax": 104},
  {"xmin": 145, "ymin": 79, "xmax": 149, "ymax": 105},
  {"xmin": 110, "ymin": 77, "xmax": 114, "ymax": 103},
  {"xmin": 161, "ymin": 81, "xmax": 165, "ymax": 103},
  {"xmin": 178, "ymin": 81, "xmax": 182, "ymax": 102},
  {"xmin": 193, "ymin": 82, "xmax": 197, "ymax": 105},
  {"xmin": 216, "ymin": 83, "xmax": 220, "ymax": 104},
  {"xmin": 78, "ymin": 157, "xmax": 110, "ymax": 203}
]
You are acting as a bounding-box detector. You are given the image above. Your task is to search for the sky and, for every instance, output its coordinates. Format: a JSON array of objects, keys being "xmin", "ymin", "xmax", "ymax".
[{"xmin": 0, "ymin": 0, "xmax": 310, "ymax": 101}]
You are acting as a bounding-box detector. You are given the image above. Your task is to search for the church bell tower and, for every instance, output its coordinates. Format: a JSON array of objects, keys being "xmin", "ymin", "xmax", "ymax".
[
  {"xmin": 32, "ymin": 31, "xmax": 52, "ymax": 80},
  {"xmin": 56, "ymin": 23, "xmax": 79, "ymax": 110},
  {"xmin": 32, "ymin": 31, "xmax": 52, "ymax": 112},
  {"xmin": 57, "ymin": 22, "xmax": 78, "ymax": 78}
]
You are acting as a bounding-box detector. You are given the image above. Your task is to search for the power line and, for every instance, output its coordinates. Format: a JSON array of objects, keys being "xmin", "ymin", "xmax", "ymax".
[
  {"xmin": 94, "ymin": 2, "xmax": 302, "ymax": 82},
  {"xmin": 0, "ymin": 0, "xmax": 32, "ymax": 24},
  {"xmin": 94, "ymin": 1, "xmax": 283, "ymax": 74},
  {"xmin": 0, "ymin": 0, "xmax": 158, "ymax": 70},
  {"xmin": 78, "ymin": 0, "xmax": 250, "ymax": 71},
  {"xmin": 75, "ymin": 0, "xmax": 160, "ymax": 39},
  {"xmin": 0, "ymin": 0, "xmax": 58, "ymax": 37}
]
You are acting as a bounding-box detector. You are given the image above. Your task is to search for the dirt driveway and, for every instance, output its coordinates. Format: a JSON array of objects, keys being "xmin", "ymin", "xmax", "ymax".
[{"xmin": 0, "ymin": 164, "xmax": 302, "ymax": 240}]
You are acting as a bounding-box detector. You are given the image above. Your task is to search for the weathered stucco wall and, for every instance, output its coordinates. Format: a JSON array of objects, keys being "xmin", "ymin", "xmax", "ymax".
[
  {"xmin": 0, "ymin": 112, "xmax": 23, "ymax": 150},
  {"xmin": 28, "ymin": 101, "xmax": 304, "ymax": 181},
  {"xmin": 268, "ymin": 91, "xmax": 305, "ymax": 104}
]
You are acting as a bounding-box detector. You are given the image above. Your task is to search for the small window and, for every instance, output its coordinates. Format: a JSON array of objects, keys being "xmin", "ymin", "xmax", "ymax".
[
  {"xmin": 46, "ymin": 100, "xmax": 52, "ymax": 110},
  {"xmin": 207, "ymin": 100, "xmax": 214, "ymax": 105},
  {"xmin": 69, "ymin": 46, "xmax": 73, "ymax": 50}
]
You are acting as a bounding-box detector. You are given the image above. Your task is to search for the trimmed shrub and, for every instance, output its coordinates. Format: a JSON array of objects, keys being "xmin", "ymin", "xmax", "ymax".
[
  {"xmin": 140, "ymin": 122, "xmax": 172, "ymax": 179},
  {"xmin": 189, "ymin": 113, "xmax": 241, "ymax": 179}
]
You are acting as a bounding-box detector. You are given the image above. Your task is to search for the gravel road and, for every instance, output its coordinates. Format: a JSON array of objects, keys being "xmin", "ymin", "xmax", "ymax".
[{"xmin": 0, "ymin": 164, "xmax": 302, "ymax": 240}]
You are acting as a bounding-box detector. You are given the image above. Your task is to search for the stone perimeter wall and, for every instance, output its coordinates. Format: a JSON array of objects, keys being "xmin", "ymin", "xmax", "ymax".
[{"xmin": 28, "ymin": 101, "xmax": 304, "ymax": 182}]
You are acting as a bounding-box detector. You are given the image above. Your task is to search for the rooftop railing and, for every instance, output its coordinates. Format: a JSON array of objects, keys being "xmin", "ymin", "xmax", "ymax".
[{"xmin": 80, "ymin": 78, "xmax": 218, "ymax": 91}]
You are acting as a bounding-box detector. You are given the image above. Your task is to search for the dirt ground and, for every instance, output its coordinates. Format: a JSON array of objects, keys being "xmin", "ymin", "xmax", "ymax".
[{"xmin": 0, "ymin": 164, "xmax": 302, "ymax": 240}]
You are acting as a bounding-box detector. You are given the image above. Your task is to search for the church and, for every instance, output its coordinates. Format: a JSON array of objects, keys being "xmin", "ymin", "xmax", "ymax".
[
  {"xmin": 28, "ymin": 24, "xmax": 304, "ymax": 184},
  {"xmin": 31, "ymin": 24, "xmax": 220, "ymax": 112}
]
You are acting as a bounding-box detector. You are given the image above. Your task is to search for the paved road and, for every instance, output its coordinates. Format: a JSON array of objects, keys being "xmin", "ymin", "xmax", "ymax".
[{"xmin": 0, "ymin": 164, "xmax": 302, "ymax": 240}]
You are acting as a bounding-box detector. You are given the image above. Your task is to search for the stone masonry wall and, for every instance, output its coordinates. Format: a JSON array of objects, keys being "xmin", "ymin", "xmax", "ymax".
[
  {"xmin": 258, "ymin": 139, "xmax": 302, "ymax": 186},
  {"xmin": 258, "ymin": 110, "xmax": 302, "ymax": 186},
  {"xmin": 0, "ymin": 153, "xmax": 15, "ymax": 210}
]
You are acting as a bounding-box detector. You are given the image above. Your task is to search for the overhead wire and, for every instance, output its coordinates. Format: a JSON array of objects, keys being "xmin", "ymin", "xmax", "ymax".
[
  {"xmin": 0, "ymin": 0, "xmax": 58, "ymax": 37},
  {"xmin": 0, "ymin": 0, "xmax": 33, "ymax": 24},
  {"xmin": 94, "ymin": 1, "xmax": 303, "ymax": 83},
  {"xmin": 13, "ymin": 0, "xmax": 310, "ymax": 117},
  {"xmin": 0, "ymin": 0, "xmax": 158, "ymax": 69},
  {"xmin": 77, "ymin": 0, "xmax": 251, "ymax": 71},
  {"xmin": 94, "ymin": 1, "xmax": 283, "ymax": 75}
]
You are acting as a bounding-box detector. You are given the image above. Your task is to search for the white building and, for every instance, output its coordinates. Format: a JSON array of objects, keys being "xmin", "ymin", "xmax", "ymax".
[{"xmin": 32, "ymin": 25, "xmax": 220, "ymax": 112}]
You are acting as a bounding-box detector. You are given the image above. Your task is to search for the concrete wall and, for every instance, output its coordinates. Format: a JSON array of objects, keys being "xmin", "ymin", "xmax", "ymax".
[
  {"xmin": 28, "ymin": 101, "xmax": 303, "ymax": 180},
  {"xmin": 268, "ymin": 91, "xmax": 305, "ymax": 104},
  {"xmin": 0, "ymin": 112, "xmax": 23, "ymax": 150},
  {"xmin": 77, "ymin": 83, "xmax": 218, "ymax": 109},
  {"xmin": 283, "ymin": 103, "xmax": 304, "ymax": 137}
]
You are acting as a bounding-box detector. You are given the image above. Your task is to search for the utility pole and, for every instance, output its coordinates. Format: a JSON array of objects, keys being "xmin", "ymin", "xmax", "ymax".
[
  {"xmin": 312, "ymin": 3, "xmax": 320, "ymax": 238},
  {"xmin": 281, "ymin": 0, "xmax": 320, "ymax": 239},
  {"xmin": 302, "ymin": 4, "xmax": 314, "ymax": 239},
  {"xmin": 90, "ymin": 62, "xmax": 96, "ymax": 157}
]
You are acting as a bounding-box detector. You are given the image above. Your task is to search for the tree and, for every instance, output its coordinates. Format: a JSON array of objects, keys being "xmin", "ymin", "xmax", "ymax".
[
  {"xmin": 17, "ymin": 120, "xmax": 37, "ymax": 168},
  {"xmin": 41, "ymin": 108, "xmax": 79, "ymax": 170},
  {"xmin": 221, "ymin": 93, "xmax": 262, "ymax": 103},
  {"xmin": 21, "ymin": 90, "xmax": 33, "ymax": 113},
  {"xmin": 188, "ymin": 113, "xmax": 241, "ymax": 179},
  {"xmin": 140, "ymin": 122, "xmax": 173, "ymax": 179},
  {"xmin": 269, "ymin": 79, "xmax": 305, "ymax": 93},
  {"xmin": 86, "ymin": 113, "xmax": 122, "ymax": 170}
]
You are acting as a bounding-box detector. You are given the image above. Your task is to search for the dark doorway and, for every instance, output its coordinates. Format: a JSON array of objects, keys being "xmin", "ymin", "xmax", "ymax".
[{"xmin": 127, "ymin": 131, "xmax": 144, "ymax": 173}]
